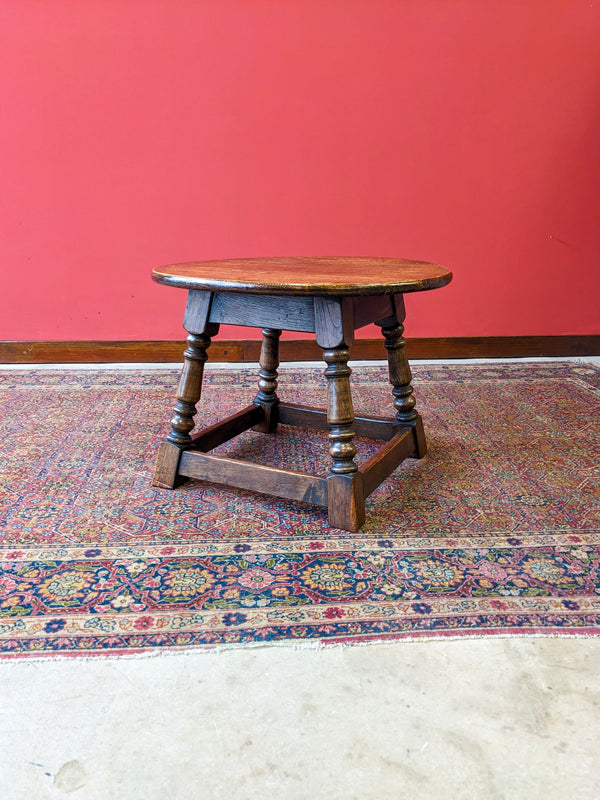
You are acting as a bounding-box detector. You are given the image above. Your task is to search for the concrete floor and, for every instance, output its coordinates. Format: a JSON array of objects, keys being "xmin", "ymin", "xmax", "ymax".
[
  {"xmin": 1, "ymin": 638, "xmax": 599, "ymax": 799},
  {"xmin": 2, "ymin": 358, "xmax": 599, "ymax": 799}
]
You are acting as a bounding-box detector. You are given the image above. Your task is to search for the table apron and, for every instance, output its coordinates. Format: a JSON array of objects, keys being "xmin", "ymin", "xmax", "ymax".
[
  {"xmin": 205, "ymin": 292, "xmax": 400, "ymax": 334},
  {"xmin": 209, "ymin": 292, "xmax": 316, "ymax": 332}
]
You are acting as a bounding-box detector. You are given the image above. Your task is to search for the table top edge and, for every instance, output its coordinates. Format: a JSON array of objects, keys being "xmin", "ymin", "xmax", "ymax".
[{"xmin": 151, "ymin": 258, "xmax": 453, "ymax": 295}]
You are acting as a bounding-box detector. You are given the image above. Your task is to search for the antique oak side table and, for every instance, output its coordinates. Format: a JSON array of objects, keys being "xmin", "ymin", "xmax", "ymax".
[{"xmin": 151, "ymin": 257, "xmax": 452, "ymax": 532}]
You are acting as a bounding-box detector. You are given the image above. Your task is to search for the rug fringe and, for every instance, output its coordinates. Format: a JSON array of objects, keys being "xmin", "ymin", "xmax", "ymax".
[{"xmin": 3, "ymin": 629, "xmax": 599, "ymax": 663}]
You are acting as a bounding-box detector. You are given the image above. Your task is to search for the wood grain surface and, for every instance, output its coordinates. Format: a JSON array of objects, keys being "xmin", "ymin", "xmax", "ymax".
[
  {"xmin": 152, "ymin": 256, "xmax": 452, "ymax": 296},
  {"xmin": 2, "ymin": 336, "xmax": 599, "ymax": 363}
]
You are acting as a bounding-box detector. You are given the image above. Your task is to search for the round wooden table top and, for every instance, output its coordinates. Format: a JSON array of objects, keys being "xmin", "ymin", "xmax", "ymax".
[{"xmin": 152, "ymin": 256, "xmax": 452, "ymax": 296}]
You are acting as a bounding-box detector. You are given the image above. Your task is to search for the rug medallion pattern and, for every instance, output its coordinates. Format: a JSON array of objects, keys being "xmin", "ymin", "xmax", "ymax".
[{"xmin": 0, "ymin": 362, "xmax": 599, "ymax": 656}]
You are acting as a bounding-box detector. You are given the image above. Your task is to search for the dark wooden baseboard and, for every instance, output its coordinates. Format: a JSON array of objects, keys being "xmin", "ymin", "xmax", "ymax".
[{"xmin": 1, "ymin": 336, "xmax": 598, "ymax": 364}]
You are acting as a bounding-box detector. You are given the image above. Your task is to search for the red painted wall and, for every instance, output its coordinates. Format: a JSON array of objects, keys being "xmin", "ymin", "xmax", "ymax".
[{"xmin": 2, "ymin": 1, "xmax": 599, "ymax": 341}]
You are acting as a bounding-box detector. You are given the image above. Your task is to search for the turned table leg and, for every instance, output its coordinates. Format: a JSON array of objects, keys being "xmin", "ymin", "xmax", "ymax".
[
  {"xmin": 322, "ymin": 346, "xmax": 365, "ymax": 531},
  {"xmin": 377, "ymin": 295, "xmax": 427, "ymax": 458},
  {"xmin": 253, "ymin": 327, "xmax": 281, "ymax": 433},
  {"xmin": 314, "ymin": 296, "xmax": 365, "ymax": 531},
  {"xmin": 152, "ymin": 289, "xmax": 219, "ymax": 488}
]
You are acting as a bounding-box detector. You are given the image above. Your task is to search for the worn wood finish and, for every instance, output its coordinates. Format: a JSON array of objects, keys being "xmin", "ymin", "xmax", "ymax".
[
  {"xmin": 190, "ymin": 405, "xmax": 263, "ymax": 452},
  {"xmin": 359, "ymin": 429, "xmax": 418, "ymax": 498},
  {"xmin": 152, "ymin": 441, "xmax": 188, "ymax": 489},
  {"xmin": 183, "ymin": 290, "xmax": 214, "ymax": 333},
  {"xmin": 3, "ymin": 336, "xmax": 599, "ymax": 364},
  {"xmin": 179, "ymin": 451, "xmax": 328, "ymax": 507},
  {"xmin": 326, "ymin": 472, "xmax": 365, "ymax": 532},
  {"xmin": 278, "ymin": 403, "xmax": 396, "ymax": 441},
  {"xmin": 277, "ymin": 403, "xmax": 332, "ymax": 431},
  {"xmin": 209, "ymin": 293, "xmax": 315, "ymax": 332},
  {"xmin": 412, "ymin": 415, "xmax": 428, "ymax": 459},
  {"xmin": 314, "ymin": 296, "xmax": 355, "ymax": 348},
  {"xmin": 152, "ymin": 256, "xmax": 452, "ymax": 296},
  {"xmin": 253, "ymin": 328, "xmax": 281, "ymax": 433}
]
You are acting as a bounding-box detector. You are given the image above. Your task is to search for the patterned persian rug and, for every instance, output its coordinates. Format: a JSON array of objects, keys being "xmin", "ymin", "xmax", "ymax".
[{"xmin": 0, "ymin": 361, "xmax": 598, "ymax": 658}]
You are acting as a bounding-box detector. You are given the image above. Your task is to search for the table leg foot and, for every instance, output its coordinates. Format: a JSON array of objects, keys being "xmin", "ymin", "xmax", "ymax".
[
  {"xmin": 152, "ymin": 441, "xmax": 188, "ymax": 489},
  {"xmin": 413, "ymin": 415, "xmax": 427, "ymax": 459},
  {"xmin": 327, "ymin": 472, "xmax": 366, "ymax": 531}
]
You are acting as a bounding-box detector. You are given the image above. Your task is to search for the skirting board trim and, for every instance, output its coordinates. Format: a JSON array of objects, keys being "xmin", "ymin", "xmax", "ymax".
[{"xmin": 1, "ymin": 336, "xmax": 598, "ymax": 364}]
